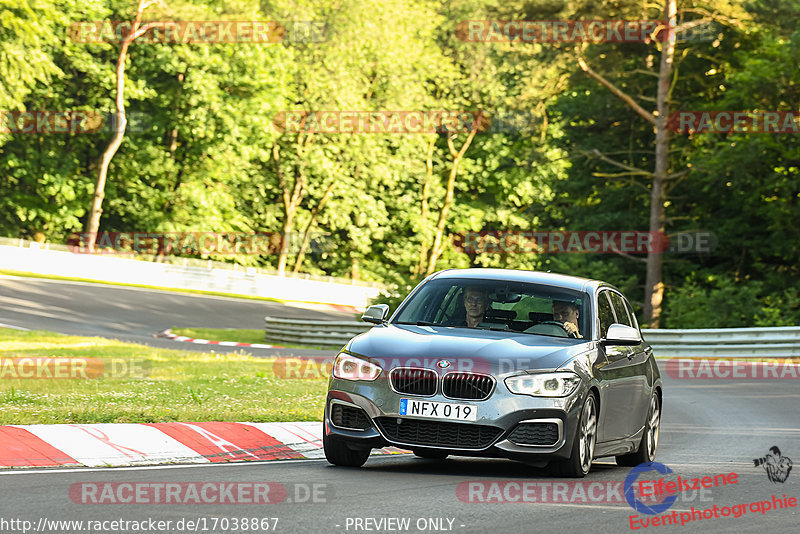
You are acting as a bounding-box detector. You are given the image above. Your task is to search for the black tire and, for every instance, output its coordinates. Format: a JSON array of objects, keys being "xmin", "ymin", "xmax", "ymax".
[
  {"xmin": 413, "ymin": 449, "xmax": 449, "ymax": 460},
  {"xmin": 551, "ymin": 392, "xmax": 597, "ymax": 478},
  {"xmin": 323, "ymin": 432, "xmax": 371, "ymax": 467},
  {"xmin": 616, "ymin": 392, "xmax": 661, "ymax": 467}
]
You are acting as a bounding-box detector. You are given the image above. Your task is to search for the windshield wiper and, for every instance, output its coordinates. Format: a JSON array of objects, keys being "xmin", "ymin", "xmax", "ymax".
[{"xmin": 395, "ymin": 321, "xmax": 438, "ymax": 326}]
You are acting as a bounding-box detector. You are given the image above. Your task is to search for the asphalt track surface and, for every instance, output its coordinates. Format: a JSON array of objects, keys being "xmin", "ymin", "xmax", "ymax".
[
  {"xmin": 2, "ymin": 276, "xmax": 799, "ymax": 533},
  {"xmin": 1, "ymin": 376, "xmax": 798, "ymax": 533},
  {"xmin": 0, "ymin": 275, "xmax": 348, "ymax": 358}
]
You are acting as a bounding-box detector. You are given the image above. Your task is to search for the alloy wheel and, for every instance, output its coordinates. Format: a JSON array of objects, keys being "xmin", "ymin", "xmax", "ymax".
[
  {"xmin": 578, "ymin": 395, "xmax": 597, "ymax": 473},
  {"xmin": 645, "ymin": 395, "xmax": 661, "ymax": 460}
]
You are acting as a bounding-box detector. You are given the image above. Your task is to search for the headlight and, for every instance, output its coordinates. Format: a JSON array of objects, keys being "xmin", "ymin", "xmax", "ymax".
[
  {"xmin": 505, "ymin": 372, "xmax": 581, "ymax": 397},
  {"xmin": 332, "ymin": 353, "xmax": 382, "ymax": 381}
]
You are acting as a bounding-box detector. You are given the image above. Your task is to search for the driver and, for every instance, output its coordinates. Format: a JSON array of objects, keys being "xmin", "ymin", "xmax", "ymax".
[
  {"xmin": 552, "ymin": 300, "xmax": 582, "ymax": 338},
  {"xmin": 463, "ymin": 286, "xmax": 490, "ymax": 328}
]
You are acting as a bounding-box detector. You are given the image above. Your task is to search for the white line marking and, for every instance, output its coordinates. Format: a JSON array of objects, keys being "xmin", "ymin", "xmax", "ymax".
[
  {"xmin": 0, "ymin": 457, "xmax": 329, "ymax": 475},
  {"xmin": 0, "ymin": 323, "xmax": 31, "ymax": 331}
]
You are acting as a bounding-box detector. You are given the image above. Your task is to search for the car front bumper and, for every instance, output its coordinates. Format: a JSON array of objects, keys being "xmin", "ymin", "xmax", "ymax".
[{"xmin": 325, "ymin": 376, "xmax": 586, "ymax": 461}]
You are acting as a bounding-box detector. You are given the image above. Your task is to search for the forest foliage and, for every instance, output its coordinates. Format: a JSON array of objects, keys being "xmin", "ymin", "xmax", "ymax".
[{"xmin": 1, "ymin": 0, "xmax": 798, "ymax": 327}]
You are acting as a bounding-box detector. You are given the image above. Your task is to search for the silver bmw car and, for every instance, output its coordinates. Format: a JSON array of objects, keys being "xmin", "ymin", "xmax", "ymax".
[{"xmin": 323, "ymin": 268, "xmax": 662, "ymax": 477}]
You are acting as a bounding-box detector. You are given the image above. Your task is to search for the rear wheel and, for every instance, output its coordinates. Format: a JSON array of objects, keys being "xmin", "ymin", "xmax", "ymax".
[
  {"xmin": 413, "ymin": 449, "xmax": 449, "ymax": 460},
  {"xmin": 551, "ymin": 393, "xmax": 597, "ymax": 478},
  {"xmin": 323, "ymin": 432, "xmax": 371, "ymax": 467},
  {"xmin": 616, "ymin": 392, "xmax": 660, "ymax": 467}
]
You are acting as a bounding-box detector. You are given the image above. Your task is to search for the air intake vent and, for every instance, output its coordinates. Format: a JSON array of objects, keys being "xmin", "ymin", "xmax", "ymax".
[
  {"xmin": 442, "ymin": 373, "xmax": 494, "ymax": 400},
  {"xmin": 330, "ymin": 404, "xmax": 372, "ymax": 430},
  {"xmin": 375, "ymin": 418, "xmax": 502, "ymax": 449},
  {"xmin": 507, "ymin": 422, "xmax": 560, "ymax": 446},
  {"xmin": 390, "ymin": 368, "xmax": 437, "ymax": 396}
]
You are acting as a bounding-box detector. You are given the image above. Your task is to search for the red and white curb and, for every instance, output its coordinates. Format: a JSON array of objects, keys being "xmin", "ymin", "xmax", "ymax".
[
  {"xmin": 0, "ymin": 422, "xmax": 406, "ymax": 468},
  {"xmin": 156, "ymin": 329, "xmax": 284, "ymax": 349}
]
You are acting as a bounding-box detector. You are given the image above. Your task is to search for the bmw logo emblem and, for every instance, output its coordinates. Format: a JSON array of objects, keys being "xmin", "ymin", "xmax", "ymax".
[{"xmin": 437, "ymin": 360, "xmax": 451, "ymax": 369}]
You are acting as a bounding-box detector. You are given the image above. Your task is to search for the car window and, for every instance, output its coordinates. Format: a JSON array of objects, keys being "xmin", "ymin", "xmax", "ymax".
[
  {"xmin": 433, "ymin": 286, "xmax": 461, "ymax": 324},
  {"xmin": 399, "ymin": 283, "xmax": 449, "ymax": 323},
  {"xmin": 393, "ymin": 278, "xmax": 588, "ymax": 338},
  {"xmin": 497, "ymin": 295, "xmax": 551, "ymax": 318},
  {"xmin": 623, "ymin": 297, "xmax": 639, "ymax": 330},
  {"xmin": 608, "ymin": 292, "xmax": 633, "ymax": 327},
  {"xmin": 597, "ymin": 291, "xmax": 615, "ymax": 338}
]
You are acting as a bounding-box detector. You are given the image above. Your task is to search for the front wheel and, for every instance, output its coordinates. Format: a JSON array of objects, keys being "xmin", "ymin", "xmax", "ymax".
[
  {"xmin": 616, "ymin": 392, "xmax": 661, "ymax": 467},
  {"xmin": 551, "ymin": 393, "xmax": 597, "ymax": 478},
  {"xmin": 323, "ymin": 432, "xmax": 371, "ymax": 467}
]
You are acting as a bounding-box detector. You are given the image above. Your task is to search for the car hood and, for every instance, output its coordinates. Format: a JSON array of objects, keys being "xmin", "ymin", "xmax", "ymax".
[{"xmin": 346, "ymin": 323, "xmax": 591, "ymax": 375}]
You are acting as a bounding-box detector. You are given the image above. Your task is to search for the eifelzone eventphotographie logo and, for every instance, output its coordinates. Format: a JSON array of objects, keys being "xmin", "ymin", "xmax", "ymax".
[{"xmin": 754, "ymin": 447, "xmax": 793, "ymax": 483}]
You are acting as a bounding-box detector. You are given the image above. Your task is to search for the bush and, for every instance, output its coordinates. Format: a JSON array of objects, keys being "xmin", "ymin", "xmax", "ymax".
[{"xmin": 663, "ymin": 275, "xmax": 800, "ymax": 328}]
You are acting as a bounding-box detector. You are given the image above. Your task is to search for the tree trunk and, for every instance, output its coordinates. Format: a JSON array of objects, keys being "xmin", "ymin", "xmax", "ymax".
[
  {"xmin": 426, "ymin": 117, "xmax": 482, "ymax": 275},
  {"xmin": 156, "ymin": 71, "xmax": 185, "ymax": 262},
  {"xmin": 576, "ymin": 2, "xmax": 678, "ymax": 327},
  {"xmin": 277, "ymin": 208, "xmax": 297, "ymax": 275},
  {"xmin": 415, "ymin": 135, "xmax": 436, "ymax": 276},
  {"xmin": 292, "ymin": 179, "xmax": 335, "ymax": 273},
  {"xmin": 84, "ymin": 0, "xmax": 155, "ymax": 252},
  {"xmin": 273, "ymin": 143, "xmax": 305, "ymax": 275},
  {"xmin": 644, "ymin": 1, "xmax": 677, "ymax": 328}
]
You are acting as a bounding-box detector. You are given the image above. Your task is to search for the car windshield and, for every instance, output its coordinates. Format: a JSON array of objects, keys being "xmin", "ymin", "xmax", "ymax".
[{"xmin": 393, "ymin": 278, "xmax": 589, "ymax": 339}]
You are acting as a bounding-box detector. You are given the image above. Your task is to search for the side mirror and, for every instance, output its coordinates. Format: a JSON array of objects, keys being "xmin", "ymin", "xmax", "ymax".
[
  {"xmin": 602, "ymin": 323, "xmax": 642, "ymax": 346},
  {"xmin": 362, "ymin": 304, "xmax": 390, "ymax": 324}
]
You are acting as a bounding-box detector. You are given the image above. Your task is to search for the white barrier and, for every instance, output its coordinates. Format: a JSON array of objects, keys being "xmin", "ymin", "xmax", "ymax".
[
  {"xmin": 0, "ymin": 243, "xmax": 382, "ymax": 310},
  {"xmin": 264, "ymin": 316, "xmax": 800, "ymax": 355},
  {"xmin": 641, "ymin": 327, "xmax": 800, "ymax": 358}
]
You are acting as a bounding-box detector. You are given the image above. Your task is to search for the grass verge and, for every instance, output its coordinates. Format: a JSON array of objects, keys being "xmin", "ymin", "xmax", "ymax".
[
  {"xmin": 0, "ymin": 328, "xmax": 327, "ymax": 424},
  {"xmin": 170, "ymin": 327, "xmax": 327, "ymax": 350}
]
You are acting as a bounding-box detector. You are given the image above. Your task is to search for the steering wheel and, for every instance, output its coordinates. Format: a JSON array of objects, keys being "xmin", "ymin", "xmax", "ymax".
[{"xmin": 538, "ymin": 320, "xmax": 579, "ymax": 338}]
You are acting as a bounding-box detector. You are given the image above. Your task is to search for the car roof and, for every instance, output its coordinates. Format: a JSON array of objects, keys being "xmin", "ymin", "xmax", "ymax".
[{"xmin": 430, "ymin": 268, "xmax": 603, "ymax": 293}]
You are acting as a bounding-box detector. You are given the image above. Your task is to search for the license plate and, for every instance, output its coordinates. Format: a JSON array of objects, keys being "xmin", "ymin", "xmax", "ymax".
[{"xmin": 399, "ymin": 399, "xmax": 477, "ymax": 421}]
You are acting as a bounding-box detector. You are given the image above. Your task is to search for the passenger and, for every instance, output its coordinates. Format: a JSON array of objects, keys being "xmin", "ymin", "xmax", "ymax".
[{"xmin": 552, "ymin": 300, "xmax": 582, "ymax": 338}]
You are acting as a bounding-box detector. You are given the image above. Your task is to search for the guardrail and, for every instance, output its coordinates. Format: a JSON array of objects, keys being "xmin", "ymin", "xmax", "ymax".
[
  {"xmin": 264, "ymin": 317, "xmax": 800, "ymax": 357},
  {"xmin": 264, "ymin": 317, "xmax": 371, "ymax": 346},
  {"xmin": 641, "ymin": 327, "xmax": 800, "ymax": 358}
]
